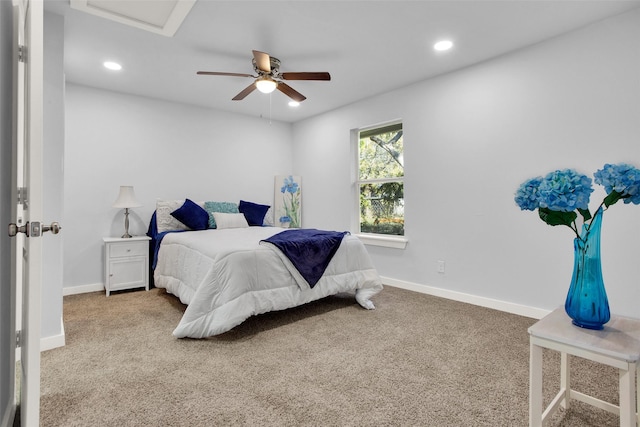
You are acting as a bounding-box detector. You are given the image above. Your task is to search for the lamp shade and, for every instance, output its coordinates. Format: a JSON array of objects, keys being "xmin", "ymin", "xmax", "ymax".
[
  {"xmin": 255, "ymin": 76, "xmax": 277, "ymax": 94},
  {"xmin": 112, "ymin": 186, "xmax": 142, "ymax": 208}
]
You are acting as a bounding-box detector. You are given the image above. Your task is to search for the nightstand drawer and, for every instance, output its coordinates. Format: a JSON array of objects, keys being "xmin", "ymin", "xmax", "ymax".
[{"xmin": 109, "ymin": 241, "xmax": 147, "ymax": 258}]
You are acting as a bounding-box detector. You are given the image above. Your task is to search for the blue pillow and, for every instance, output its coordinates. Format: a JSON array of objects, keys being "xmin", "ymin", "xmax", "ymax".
[
  {"xmin": 204, "ymin": 201, "xmax": 239, "ymax": 228},
  {"xmin": 239, "ymin": 200, "xmax": 270, "ymax": 226},
  {"xmin": 170, "ymin": 199, "xmax": 209, "ymax": 231}
]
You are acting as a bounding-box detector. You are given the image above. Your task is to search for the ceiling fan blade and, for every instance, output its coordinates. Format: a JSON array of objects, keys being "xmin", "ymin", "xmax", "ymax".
[
  {"xmin": 281, "ymin": 72, "xmax": 331, "ymax": 81},
  {"xmin": 197, "ymin": 71, "xmax": 255, "ymax": 78},
  {"xmin": 276, "ymin": 82, "xmax": 306, "ymax": 102},
  {"xmin": 252, "ymin": 50, "xmax": 271, "ymax": 73},
  {"xmin": 232, "ymin": 83, "xmax": 257, "ymax": 101}
]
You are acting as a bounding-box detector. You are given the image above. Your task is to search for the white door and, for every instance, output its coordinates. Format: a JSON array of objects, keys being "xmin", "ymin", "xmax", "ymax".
[{"xmin": 9, "ymin": 0, "xmax": 46, "ymax": 425}]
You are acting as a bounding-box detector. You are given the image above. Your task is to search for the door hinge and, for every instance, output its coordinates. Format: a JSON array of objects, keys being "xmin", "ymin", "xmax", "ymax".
[
  {"xmin": 18, "ymin": 45, "xmax": 26, "ymax": 63},
  {"xmin": 17, "ymin": 186, "xmax": 28, "ymax": 208},
  {"xmin": 16, "ymin": 330, "xmax": 22, "ymax": 348}
]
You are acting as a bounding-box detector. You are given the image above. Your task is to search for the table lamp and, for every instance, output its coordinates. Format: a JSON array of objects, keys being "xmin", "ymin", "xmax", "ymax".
[{"xmin": 113, "ymin": 186, "xmax": 142, "ymax": 238}]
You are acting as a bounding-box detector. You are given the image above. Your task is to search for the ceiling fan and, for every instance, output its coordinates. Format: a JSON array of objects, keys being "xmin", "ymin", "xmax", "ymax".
[{"xmin": 197, "ymin": 50, "xmax": 331, "ymax": 103}]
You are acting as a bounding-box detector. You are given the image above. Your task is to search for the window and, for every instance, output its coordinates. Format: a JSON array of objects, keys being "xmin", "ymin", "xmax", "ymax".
[{"xmin": 357, "ymin": 122, "xmax": 404, "ymax": 236}]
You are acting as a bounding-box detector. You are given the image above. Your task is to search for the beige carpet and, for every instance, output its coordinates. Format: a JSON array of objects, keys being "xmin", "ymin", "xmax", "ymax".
[{"xmin": 40, "ymin": 286, "xmax": 621, "ymax": 426}]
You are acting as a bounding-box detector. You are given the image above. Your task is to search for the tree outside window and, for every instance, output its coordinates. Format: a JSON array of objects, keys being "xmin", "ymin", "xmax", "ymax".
[{"xmin": 358, "ymin": 123, "xmax": 404, "ymax": 236}]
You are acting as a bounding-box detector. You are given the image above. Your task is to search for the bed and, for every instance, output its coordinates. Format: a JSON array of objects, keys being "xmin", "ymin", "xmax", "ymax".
[{"xmin": 148, "ymin": 199, "xmax": 383, "ymax": 338}]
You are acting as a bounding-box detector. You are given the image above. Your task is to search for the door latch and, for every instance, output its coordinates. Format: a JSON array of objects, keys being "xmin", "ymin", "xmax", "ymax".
[{"xmin": 8, "ymin": 221, "xmax": 61, "ymax": 237}]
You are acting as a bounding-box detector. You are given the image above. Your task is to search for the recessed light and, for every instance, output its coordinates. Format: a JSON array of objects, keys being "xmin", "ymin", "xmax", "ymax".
[
  {"xmin": 103, "ymin": 61, "xmax": 122, "ymax": 71},
  {"xmin": 433, "ymin": 40, "xmax": 454, "ymax": 52},
  {"xmin": 288, "ymin": 101, "xmax": 300, "ymax": 107}
]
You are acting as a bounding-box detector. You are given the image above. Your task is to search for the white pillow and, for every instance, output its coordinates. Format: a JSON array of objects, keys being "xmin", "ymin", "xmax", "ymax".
[
  {"xmin": 156, "ymin": 199, "xmax": 206, "ymax": 233},
  {"xmin": 212, "ymin": 212, "xmax": 249, "ymax": 229},
  {"xmin": 156, "ymin": 200, "xmax": 188, "ymax": 233},
  {"xmin": 263, "ymin": 206, "xmax": 274, "ymax": 226}
]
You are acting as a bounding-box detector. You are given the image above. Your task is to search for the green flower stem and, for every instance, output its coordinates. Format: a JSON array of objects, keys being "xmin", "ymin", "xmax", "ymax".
[
  {"xmin": 572, "ymin": 201, "xmax": 608, "ymax": 244},
  {"xmin": 282, "ymin": 190, "xmax": 300, "ymax": 228},
  {"xmin": 569, "ymin": 221, "xmax": 580, "ymax": 240}
]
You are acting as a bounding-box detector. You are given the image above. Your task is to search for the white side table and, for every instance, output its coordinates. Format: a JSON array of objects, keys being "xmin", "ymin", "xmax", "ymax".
[
  {"xmin": 528, "ymin": 308, "xmax": 640, "ymax": 426},
  {"xmin": 103, "ymin": 236, "xmax": 151, "ymax": 296}
]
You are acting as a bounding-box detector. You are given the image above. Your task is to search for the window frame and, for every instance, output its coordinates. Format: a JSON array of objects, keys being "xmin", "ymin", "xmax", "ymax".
[{"xmin": 352, "ymin": 121, "xmax": 408, "ymax": 249}]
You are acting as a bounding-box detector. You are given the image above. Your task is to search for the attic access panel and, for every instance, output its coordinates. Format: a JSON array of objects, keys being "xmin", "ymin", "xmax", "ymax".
[{"xmin": 69, "ymin": 0, "xmax": 196, "ymax": 37}]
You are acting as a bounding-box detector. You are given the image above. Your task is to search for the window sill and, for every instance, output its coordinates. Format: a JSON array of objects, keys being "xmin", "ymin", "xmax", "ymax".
[{"xmin": 354, "ymin": 233, "xmax": 408, "ymax": 249}]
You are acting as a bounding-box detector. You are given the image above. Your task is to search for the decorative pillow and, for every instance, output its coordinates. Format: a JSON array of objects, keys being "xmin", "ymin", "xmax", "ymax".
[
  {"xmin": 263, "ymin": 206, "xmax": 274, "ymax": 226},
  {"xmin": 204, "ymin": 201, "xmax": 239, "ymax": 228},
  {"xmin": 212, "ymin": 212, "xmax": 249, "ymax": 229},
  {"xmin": 171, "ymin": 198, "xmax": 209, "ymax": 231},
  {"xmin": 238, "ymin": 200, "xmax": 271, "ymax": 226},
  {"xmin": 156, "ymin": 200, "xmax": 191, "ymax": 233}
]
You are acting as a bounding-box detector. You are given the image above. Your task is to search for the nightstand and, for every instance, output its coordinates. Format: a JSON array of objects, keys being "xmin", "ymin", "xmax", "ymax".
[
  {"xmin": 103, "ymin": 236, "xmax": 151, "ymax": 296},
  {"xmin": 529, "ymin": 308, "xmax": 640, "ymax": 426}
]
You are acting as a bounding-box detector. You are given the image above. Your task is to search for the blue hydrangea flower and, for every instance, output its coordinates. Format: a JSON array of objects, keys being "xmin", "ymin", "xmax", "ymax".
[
  {"xmin": 514, "ymin": 177, "xmax": 543, "ymax": 211},
  {"xmin": 280, "ymin": 175, "xmax": 299, "ymax": 194},
  {"xmin": 594, "ymin": 163, "xmax": 640, "ymax": 205},
  {"xmin": 536, "ymin": 169, "xmax": 593, "ymax": 212},
  {"xmin": 516, "ymin": 163, "xmax": 639, "ymax": 237}
]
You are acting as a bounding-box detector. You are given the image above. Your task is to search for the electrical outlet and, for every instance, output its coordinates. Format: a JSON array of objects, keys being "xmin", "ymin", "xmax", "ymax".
[{"xmin": 437, "ymin": 260, "xmax": 445, "ymax": 274}]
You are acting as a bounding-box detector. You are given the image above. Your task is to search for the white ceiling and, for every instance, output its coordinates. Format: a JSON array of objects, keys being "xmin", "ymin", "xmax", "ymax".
[{"xmin": 44, "ymin": 0, "xmax": 640, "ymax": 123}]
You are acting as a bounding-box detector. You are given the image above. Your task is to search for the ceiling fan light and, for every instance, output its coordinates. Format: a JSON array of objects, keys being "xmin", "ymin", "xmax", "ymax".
[{"xmin": 256, "ymin": 77, "xmax": 277, "ymax": 94}]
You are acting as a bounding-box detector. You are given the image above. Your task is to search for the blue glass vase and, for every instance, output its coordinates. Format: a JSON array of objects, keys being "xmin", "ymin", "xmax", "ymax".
[{"xmin": 564, "ymin": 207, "xmax": 610, "ymax": 330}]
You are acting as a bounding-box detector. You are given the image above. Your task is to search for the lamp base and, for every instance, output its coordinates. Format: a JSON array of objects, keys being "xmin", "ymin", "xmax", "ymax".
[{"xmin": 121, "ymin": 208, "xmax": 133, "ymax": 238}]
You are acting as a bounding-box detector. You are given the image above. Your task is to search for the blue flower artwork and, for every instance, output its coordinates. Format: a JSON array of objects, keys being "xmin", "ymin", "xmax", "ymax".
[{"xmin": 274, "ymin": 175, "xmax": 301, "ymax": 228}]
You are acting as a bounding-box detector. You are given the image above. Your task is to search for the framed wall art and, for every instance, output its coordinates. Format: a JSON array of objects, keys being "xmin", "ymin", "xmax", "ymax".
[{"xmin": 274, "ymin": 175, "xmax": 301, "ymax": 228}]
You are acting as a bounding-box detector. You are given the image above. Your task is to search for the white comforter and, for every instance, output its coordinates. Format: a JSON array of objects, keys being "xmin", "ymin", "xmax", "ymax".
[{"xmin": 154, "ymin": 227, "xmax": 383, "ymax": 338}]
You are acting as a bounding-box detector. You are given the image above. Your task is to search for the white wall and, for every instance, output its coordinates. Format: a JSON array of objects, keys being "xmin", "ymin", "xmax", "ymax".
[
  {"xmin": 292, "ymin": 9, "xmax": 640, "ymax": 318},
  {"xmin": 42, "ymin": 11, "xmax": 65, "ymax": 343},
  {"xmin": 63, "ymin": 85, "xmax": 293, "ymax": 289}
]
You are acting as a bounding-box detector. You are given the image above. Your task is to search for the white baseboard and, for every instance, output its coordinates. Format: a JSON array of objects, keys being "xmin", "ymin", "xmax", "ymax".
[
  {"xmin": 381, "ymin": 276, "xmax": 551, "ymax": 320},
  {"xmin": 18, "ymin": 317, "xmax": 67, "ymax": 359},
  {"xmin": 63, "ymin": 282, "xmax": 104, "ymax": 296},
  {"xmin": 1, "ymin": 400, "xmax": 16, "ymax": 427},
  {"xmin": 63, "ymin": 277, "xmax": 551, "ymax": 320},
  {"xmin": 41, "ymin": 317, "xmax": 65, "ymax": 352}
]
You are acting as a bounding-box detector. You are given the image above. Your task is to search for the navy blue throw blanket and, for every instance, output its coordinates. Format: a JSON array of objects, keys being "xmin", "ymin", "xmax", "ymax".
[
  {"xmin": 147, "ymin": 211, "xmax": 187, "ymax": 271},
  {"xmin": 261, "ymin": 229, "xmax": 349, "ymax": 288}
]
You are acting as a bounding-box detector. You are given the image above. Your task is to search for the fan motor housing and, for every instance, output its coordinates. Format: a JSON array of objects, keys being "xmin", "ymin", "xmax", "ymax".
[{"xmin": 253, "ymin": 56, "xmax": 281, "ymax": 77}]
